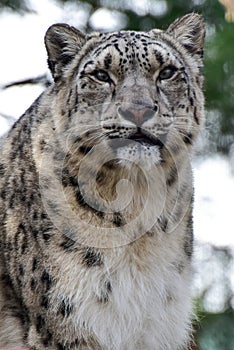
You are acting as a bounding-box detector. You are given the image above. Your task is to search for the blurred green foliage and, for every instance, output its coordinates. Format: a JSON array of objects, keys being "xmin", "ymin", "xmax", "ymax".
[{"xmin": 196, "ymin": 310, "xmax": 234, "ymax": 350}]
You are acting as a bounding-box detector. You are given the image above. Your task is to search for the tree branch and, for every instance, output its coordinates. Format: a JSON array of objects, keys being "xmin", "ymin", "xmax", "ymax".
[{"xmin": 1, "ymin": 74, "xmax": 51, "ymax": 90}]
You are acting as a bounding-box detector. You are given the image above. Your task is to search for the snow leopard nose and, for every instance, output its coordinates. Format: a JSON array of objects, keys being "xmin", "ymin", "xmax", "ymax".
[{"xmin": 118, "ymin": 106, "xmax": 156, "ymax": 125}]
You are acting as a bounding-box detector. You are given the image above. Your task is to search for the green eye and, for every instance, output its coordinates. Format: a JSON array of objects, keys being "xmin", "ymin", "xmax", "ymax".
[
  {"xmin": 159, "ymin": 66, "xmax": 177, "ymax": 80},
  {"xmin": 93, "ymin": 70, "xmax": 110, "ymax": 82}
]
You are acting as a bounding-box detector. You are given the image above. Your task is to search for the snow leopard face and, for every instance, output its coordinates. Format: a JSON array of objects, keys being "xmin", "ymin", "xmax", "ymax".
[{"xmin": 45, "ymin": 15, "xmax": 204, "ymax": 168}]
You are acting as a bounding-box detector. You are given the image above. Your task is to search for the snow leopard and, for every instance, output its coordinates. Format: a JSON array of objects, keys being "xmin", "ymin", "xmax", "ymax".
[{"xmin": 0, "ymin": 13, "xmax": 205, "ymax": 350}]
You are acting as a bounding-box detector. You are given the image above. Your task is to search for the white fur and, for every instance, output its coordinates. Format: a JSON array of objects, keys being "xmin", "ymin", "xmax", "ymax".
[{"xmin": 51, "ymin": 235, "xmax": 192, "ymax": 350}]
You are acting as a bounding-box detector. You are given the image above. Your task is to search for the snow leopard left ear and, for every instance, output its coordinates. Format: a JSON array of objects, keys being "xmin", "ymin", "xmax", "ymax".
[
  {"xmin": 166, "ymin": 13, "xmax": 205, "ymax": 55},
  {"xmin": 45, "ymin": 24, "xmax": 86, "ymax": 81}
]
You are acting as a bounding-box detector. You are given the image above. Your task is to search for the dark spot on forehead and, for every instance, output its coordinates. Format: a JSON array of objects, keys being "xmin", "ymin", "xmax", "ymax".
[
  {"xmin": 155, "ymin": 51, "xmax": 165, "ymax": 66},
  {"xmin": 104, "ymin": 53, "xmax": 112, "ymax": 69}
]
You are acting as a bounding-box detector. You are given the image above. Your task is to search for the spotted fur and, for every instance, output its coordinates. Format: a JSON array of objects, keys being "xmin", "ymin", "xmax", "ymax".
[{"xmin": 0, "ymin": 13, "xmax": 205, "ymax": 350}]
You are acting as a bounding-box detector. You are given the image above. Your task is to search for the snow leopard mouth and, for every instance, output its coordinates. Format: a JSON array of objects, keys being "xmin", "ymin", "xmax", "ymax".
[
  {"xmin": 108, "ymin": 129, "xmax": 165, "ymax": 150},
  {"xmin": 128, "ymin": 131, "xmax": 165, "ymax": 149}
]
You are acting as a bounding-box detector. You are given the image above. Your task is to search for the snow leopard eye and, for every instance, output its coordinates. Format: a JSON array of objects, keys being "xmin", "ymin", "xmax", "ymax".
[
  {"xmin": 92, "ymin": 70, "xmax": 110, "ymax": 82},
  {"xmin": 159, "ymin": 65, "xmax": 178, "ymax": 80}
]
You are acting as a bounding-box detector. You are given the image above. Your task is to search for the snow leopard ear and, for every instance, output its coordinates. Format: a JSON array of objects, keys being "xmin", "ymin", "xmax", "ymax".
[
  {"xmin": 45, "ymin": 24, "xmax": 86, "ymax": 81},
  {"xmin": 166, "ymin": 13, "xmax": 205, "ymax": 55}
]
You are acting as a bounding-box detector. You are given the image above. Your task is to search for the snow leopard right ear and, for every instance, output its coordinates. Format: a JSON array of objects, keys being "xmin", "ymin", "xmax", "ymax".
[
  {"xmin": 166, "ymin": 13, "xmax": 205, "ymax": 56},
  {"xmin": 45, "ymin": 24, "xmax": 86, "ymax": 82}
]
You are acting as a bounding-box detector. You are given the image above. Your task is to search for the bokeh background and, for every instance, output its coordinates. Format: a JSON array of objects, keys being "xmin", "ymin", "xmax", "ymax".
[{"xmin": 0, "ymin": 0, "xmax": 234, "ymax": 348}]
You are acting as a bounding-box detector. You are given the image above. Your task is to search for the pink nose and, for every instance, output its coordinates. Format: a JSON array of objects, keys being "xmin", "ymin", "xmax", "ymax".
[{"xmin": 118, "ymin": 107, "xmax": 156, "ymax": 125}]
